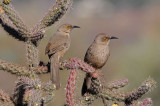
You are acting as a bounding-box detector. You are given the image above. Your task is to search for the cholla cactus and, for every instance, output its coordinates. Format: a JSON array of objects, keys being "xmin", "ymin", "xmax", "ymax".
[
  {"xmin": 106, "ymin": 78, "xmax": 129, "ymax": 89},
  {"xmin": 125, "ymin": 78, "xmax": 156, "ymax": 105},
  {"xmin": 0, "ymin": 0, "xmax": 72, "ymax": 69},
  {"xmin": 0, "ymin": 0, "xmax": 157, "ymax": 106},
  {"xmin": 12, "ymin": 76, "xmax": 56, "ymax": 105},
  {"xmin": 64, "ymin": 58, "xmax": 156, "ymax": 106},
  {"xmin": 0, "ymin": 0, "xmax": 72, "ymax": 105},
  {"xmin": 130, "ymin": 98, "xmax": 152, "ymax": 106},
  {"xmin": 66, "ymin": 70, "xmax": 77, "ymax": 106},
  {"xmin": 12, "ymin": 77, "xmax": 42, "ymax": 105}
]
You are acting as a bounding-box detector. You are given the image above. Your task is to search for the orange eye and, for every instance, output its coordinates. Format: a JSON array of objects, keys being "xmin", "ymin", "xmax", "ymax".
[
  {"xmin": 103, "ymin": 37, "xmax": 107, "ymax": 39},
  {"xmin": 66, "ymin": 26, "xmax": 69, "ymax": 29}
]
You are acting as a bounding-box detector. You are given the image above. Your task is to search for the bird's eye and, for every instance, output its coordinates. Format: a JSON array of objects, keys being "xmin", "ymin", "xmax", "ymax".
[
  {"xmin": 66, "ymin": 26, "xmax": 69, "ymax": 29},
  {"xmin": 66, "ymin": 25, "xmax": 72, "ymax": 29},
  {"xmin": 103, "ymin": 37, "xmax": 107, "ymax": 39}
]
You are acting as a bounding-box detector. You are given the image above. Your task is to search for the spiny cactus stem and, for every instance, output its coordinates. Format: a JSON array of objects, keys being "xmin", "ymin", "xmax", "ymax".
[
  {"xmin": 66, "ymin": 69, "xmax": 77, "ymax": 106},
  {"xmin": 0, "ymin": 59, "xmax": 48, "ymax": 77}
]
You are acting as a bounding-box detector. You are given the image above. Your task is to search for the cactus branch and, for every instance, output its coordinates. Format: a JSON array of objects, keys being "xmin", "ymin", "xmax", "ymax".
[
  {"xmin": 66, "ymin": 69, "xmax": 77, "ymax": 106},
  {"xmin": 64, "ymin": 57, "xmax": 96, "ymax": 73},
  {"xmin": 130, "ymin": 98, "xmax": 152, "ymax": 106},
  {"xmin": 105, "ymin": 78, "xmax": 129, "ymax": 89},
  {"xmin": 31, "ymin": 0, "xmax": 72, "ymax": 42},
  {"xmin": 1, "ymin": 3, "xmax": 31, "ymax": 39},
  {"xmin": 12, "ymin": 77, "xmax": 44, "ymax": 105},
  {"xmin": 0, "ymin": 59, "xmax": 48, "ymax": 76},
  {"xmin": 63, "ymin": 58, "xmax": 156, "ymax": 105},
  {"xmin": 0, "ymin": 7, "xmax": 27, "ymax": 41},
  {"xmin": 25, "ymin": 40, "xmax": 39, "ymax": 70},
  {"xmin": 125, "ymin": 78, "xmax": 156, "ymax": 105}
]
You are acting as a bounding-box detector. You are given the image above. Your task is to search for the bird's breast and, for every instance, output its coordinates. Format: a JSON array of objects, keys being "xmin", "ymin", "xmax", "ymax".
[{"xmin": 85, "ymin": 44, "xmax": 110, "ymax": 68}]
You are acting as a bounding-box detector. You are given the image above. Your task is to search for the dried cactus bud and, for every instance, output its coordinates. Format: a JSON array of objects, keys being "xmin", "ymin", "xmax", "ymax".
[{"xmin": 112, "ymin": 103, "xmax": 118, "ymax": 106}]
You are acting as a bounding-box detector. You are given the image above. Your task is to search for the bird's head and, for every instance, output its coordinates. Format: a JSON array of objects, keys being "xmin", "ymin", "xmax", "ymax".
[
  {"xmin": 94, "ymin": 33, "xmax": 118, "ymax": 45},
  {"xmin": 57, "ymin": 24, "xmax": 80, "ymax": 33}
]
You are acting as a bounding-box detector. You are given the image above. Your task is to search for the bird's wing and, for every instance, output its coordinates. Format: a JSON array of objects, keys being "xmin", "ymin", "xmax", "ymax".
[
  {"xmin": 84, "ymin": 45, "xmax": 93, "ymax": 63},
  {"xmin": 45, "ymin": 34, "xmax": 69, "ymax": 55}
]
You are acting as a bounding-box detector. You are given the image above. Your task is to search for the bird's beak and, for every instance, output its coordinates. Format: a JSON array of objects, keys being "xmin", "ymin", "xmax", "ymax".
[
  {"xmin": 110, "ymin": 36, "xmax": 118, "ymax": 39},
  {"xmin": 72, "ymin": 25, "xmax": 80, "ymax": 28}
]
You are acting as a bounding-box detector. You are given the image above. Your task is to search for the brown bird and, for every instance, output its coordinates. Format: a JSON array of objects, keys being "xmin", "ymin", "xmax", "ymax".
[
  {"xmin": 45, "ymin": 24, "xmax": 80, "ymax": 89},
  {"xmin": 82, "ymin": 33, "xmax": 118, "ymax": 95}
]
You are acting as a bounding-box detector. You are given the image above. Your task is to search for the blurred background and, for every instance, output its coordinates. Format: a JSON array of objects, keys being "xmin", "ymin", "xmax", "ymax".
[{"xmin": 0, "ymin": 0, "xmax": 160, "ymax": 105}]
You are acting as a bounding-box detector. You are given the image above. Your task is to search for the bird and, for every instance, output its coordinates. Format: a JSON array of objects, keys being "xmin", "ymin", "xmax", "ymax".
[
  {"xmin": 81, "ymin": 33, "xmax": 118, "ymax": 95},
  {"xmin": 45, "ymin": 24, "xmax": 80, "ymax": 90}
]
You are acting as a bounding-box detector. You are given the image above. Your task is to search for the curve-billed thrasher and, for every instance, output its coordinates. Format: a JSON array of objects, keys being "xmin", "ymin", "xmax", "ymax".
[
  {"xmin": 45, "ymin": 24, "xmax": 80, "ymax": 89},
  {"xmin": 82, "ymin": 33, "xmax": 118, "ymax": 95}
]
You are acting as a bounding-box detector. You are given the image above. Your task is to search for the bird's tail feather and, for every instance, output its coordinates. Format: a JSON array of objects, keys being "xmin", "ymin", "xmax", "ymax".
[{"xmin": 50, "ymin": 54, "xmax": 60, "ymax": 89}]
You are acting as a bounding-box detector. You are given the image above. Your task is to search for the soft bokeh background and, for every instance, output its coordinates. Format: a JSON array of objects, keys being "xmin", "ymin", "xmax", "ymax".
[{"xmin": 0, "ymin": 0, "xmax": 160, "ymax": 105}]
